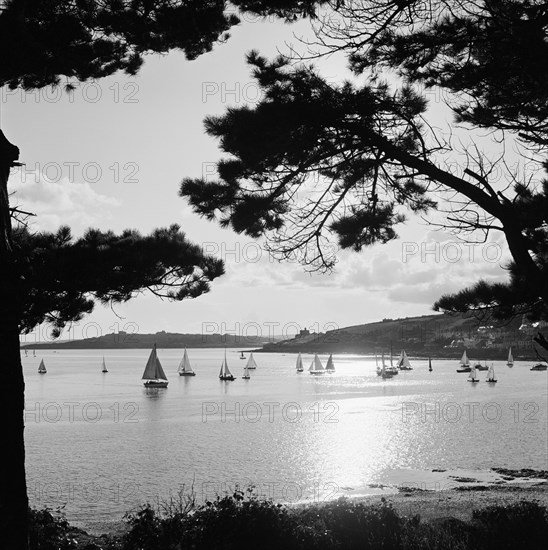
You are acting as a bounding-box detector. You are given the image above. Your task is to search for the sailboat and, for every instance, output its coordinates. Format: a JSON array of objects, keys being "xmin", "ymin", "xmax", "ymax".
[
  {"xmin": 485, "ymin": 364, "xmax": 497, "ymax": 383},
  {"xmin": 456, "ymin": 350, "xmax": 471, "ymax": 372},
  {"xmin": 467, "ymin": 364, "xmax": 479, "ymax": 383},
  {"xmin": 24, "ymin": 349, "xmax": 28, "ymax": 357},
  {"xmin": 379, "ymin": 352, "xmax": 393, "ymax": 378},
  {"xmin": 245, "ymin": 353, "xmax": 257, "ymax": 370},
  {"xmin": 240, "ymin": 351, "xmax": 245, "ymax": 359},
  {"xmin": 141, "ymin": 345, "xmax": 168, "ymax": 387},
  {"xmin": 242, "ymin": 363, "xmax": 250, "ymax": 379},
  {"xmin": 296, "ymin": 353, "xmax": 304, "ymax": 373},
  {"xmin": 530, "ymin": 362, "xmax": 548, "ymax": 371},
  {"xmin": 325, "ymin": 353, "xmax": 335, "ymax": 372},
  {"xmin": 33, "ymin": 349, "xmax": 36, "ymax": 357},
  {"xmin": 475, "ymin": 360, "xmax": 488, "ymax": 371},
  {"xmin": 219, "ymin": 349, "xmax": 235, "ymax": 380},
  {"xmin": 397, "ymin": 350, "xmax": 413, "ymax": 370},
  {"xmin": 376, "ymin": 353, "xmax": 382, "ymax": 376},
  {"xmin": 507, "ymin": 347, "xmax": 514, "ymax": 367},
  {"xmin": 309, "ymin": 353, "xmax": 325, "ymax": 375},
  {"xmin": 38, "ymin": 359, "xmax": 46, "ymax": 374},
  {"xmin": 101, "ymin": 356, "xmax": 108, "ymax": 373},
  {"xmin": 428, "ymin": 357, "xmax": 433, "ymax": 372},
  {"xmin": 178, "ymin": 348, "xmax": 196, "ymax": 376}
]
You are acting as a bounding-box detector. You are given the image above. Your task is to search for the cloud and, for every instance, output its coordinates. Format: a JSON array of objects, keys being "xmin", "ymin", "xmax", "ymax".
[{"xmin": 9, "ymin": 168, "xmax": 118, "ymax": 235}]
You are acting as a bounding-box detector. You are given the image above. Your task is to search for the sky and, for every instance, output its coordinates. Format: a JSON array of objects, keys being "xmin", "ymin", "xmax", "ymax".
[{"xmin": 2, "ymin": 11, "xmax": 518, "ymax": 344}]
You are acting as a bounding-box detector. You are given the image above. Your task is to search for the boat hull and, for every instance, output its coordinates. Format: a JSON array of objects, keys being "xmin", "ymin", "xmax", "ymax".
[
  {"xmin": 178, "ymin": 372, "xmax": 196, "ymax": 376},
  {"xmin": 143, "ymin": 381, "xmax": 168, "ymax": 388},
  {"xmin": 456, "ymin": 367, "xmax": 471, "ymax": 373},
  {"xmin": 467, "ymin": 380, "xmax": 480, "ymax": 383},
  {"xmin": 219, "ymin": 376, "xmax": 235, "ymax": 381},
  {"xmin": 242, "ymin": 375, "xmax": 250, "ymax": 379},
  {"xmin": 531, "ymin": 365, "xmax": 548, "ymax": 371},
  {"xmin": 475, "ymin": 365, "xmax": 488, "ymax": 371},
  {"xmin": 486, "ymin": 380, "xmax": 497, "ymax": 383}
]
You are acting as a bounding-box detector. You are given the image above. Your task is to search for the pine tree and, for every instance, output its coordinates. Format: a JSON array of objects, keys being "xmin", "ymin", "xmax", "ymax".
[
  {"xmin": 180, "ymin": 1, "xmax": 548, "ymax": 351},
  {"xmin": 0, "ymin": 2, "xmax": 324, "ymax": 546}
]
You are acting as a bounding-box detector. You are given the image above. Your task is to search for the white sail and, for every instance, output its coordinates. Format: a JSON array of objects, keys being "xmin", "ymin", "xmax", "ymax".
[
  {"xmin": 243, "ymin": 364, "xmax": 250, "ymax": 378},
  {"xmin": 507, "ymin": 347, "xmax": 514, "ymax": 366},
  {"xmin": 178, "ymin": 348, "xmax": 194, "ymax": 374},
  {"xmin": 246, "ymin": 353, "xmax": 258, "ymax": 369},
  {"xmin": 296, "ymin": 353, "xmax": 303, "ymax": 371},
  {"xmin": 219, "ymin": 352, "xmax": 233, "ymax": 378},
  {"xmin": 460, "ymin": 350, "xmax": 469, "ymax": 366},
  {"xmin": 487, "ymin": 364, "xmax": 496, "ymax": 381},
  {"xmin": 38, "ymin": 359, "xmax": 46, "ymax": 373},
  {"xmin": 468, "ymin": 364, "xmax": 477, "ymax": 381},
  {"xmin": 399, "ymin": 350, "xmax": 412, "ymax": 369},
  {"xmin": 325, "ymin": 354, "xmax": 335, "ymax": 371},
  {"xmin": 142, "ymin": 346, "xmax": 168, "ymax": 381},
  {"xmin": 314, "ymin": 354, "xmax": 324, "ymax": 371},
  {"xmin": 309, "ymin": 353, "xmax": 324, "ymax": 373}
]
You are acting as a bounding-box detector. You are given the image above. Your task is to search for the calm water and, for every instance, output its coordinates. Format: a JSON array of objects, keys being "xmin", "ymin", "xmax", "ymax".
[{"xmin": 22, "ymin": 348, "xmax": 547, "ymax": 530}]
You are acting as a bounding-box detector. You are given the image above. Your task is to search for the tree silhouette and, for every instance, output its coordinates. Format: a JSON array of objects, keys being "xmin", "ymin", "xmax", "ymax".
[
  {"xmin": 0, "ymin": 1, "xmax": 324, "ymax": 547},
  {"xmin": 180, "ymin": 1, "xmax": 548, "ymax": 352}
]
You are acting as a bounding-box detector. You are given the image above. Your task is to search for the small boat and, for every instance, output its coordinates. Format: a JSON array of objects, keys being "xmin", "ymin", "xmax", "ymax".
[
  {"xmin": 381, "ymin": 363, "xmax": 393, "ymax": 379},
  {"xmin": 456, "ymin": 350, "xmax": 471, "ymax": 372},
  {"xmin": 101, "ymin": 356, "xmax": 108, "ymax": 373},
  {"xmin": 38, "ymin": 359, "xmax": 46, "ymax": 374},
  {"xmin": 376, "ymin": 353, "xmax": 382, "ymax": 376},
  {"xmin": 245, "ymin": 353, "xmax": 257, "ymax": 370},
  {"xmin": 242, "ymin": 363, "xmax": 250, "ymax": 380},
  {"xmin": 24, "ymin": 349, "xmax": 28, "ymax": 357},
  {"xmin": 386, "ymin": 347, "xmax": 398, "ymax": 375},
  {"xmin": 219, "ymin": 349, "xmax": 235, "ymax": 380},
  {"xmin": 296, "ymin": 353, "xmax": 304, "ymax": 373},
  {"xmin": 428, "ymin": 357, "xmax": 433, "ymax": 372},
  {"xmin": 467, "ymin": 364, "xmax": 479, "ymax": 383},
  {"xmin": 397, "ymin": 350, "xmax": 413, "ymax": 371},
  {"xmin": 530, "ymin": 363, "xmax": 548, "ymax": 371},
  {"xmin": 178, "ymin": 348, "xmax": 196, "ymax": 376},
  {"xmin": 325, "ymin": 353, "xmax": 335, "ymax": 373},
  {"xmin": 507, "ymin": 347, "xmax": 514, "ymax": 367},
  {"xmin": 475, "ymin": 361, "xmax": 488, "ymax": 371},
  {"xmin": 142, "ymin": 345, "xmax": 168, "ymax": 387},
  {"xmin": 33, "ymin": 349, "xmax": 36, "ymax": 357},
  {"xmin": 309, "ymin": 353, "xmax": 325, "ymax": 375},
  {"xmin": 240, "ymin": 351, "xmax": 245, "ymax": 359},
  {"xmin": 485, "ymin": 364, "xmax": 497, "ymax": 383}
]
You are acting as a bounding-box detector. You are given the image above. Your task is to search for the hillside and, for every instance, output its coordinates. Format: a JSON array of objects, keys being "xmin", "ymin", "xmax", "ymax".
[
  {"xmin": 21, "ymin": 331, "xmax": 277, "ymax": 350},
  {"xmin": 258, "ymin": 313, "xmax": 544, "ymax": 360}
]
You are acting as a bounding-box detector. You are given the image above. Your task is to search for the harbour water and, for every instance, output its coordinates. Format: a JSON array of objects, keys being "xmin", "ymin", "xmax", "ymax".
[{"xmin": 23, "ymin": 348, "xmax": 547, "ymax": 531}]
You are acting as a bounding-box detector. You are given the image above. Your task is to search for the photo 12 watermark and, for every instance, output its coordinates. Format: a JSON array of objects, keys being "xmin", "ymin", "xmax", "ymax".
[
  {"xmin": 24, "ymin": 401, "xmax": 139, "ymax": 424},
  {"xmin": 201, "ymin": 401, "xmax": 339, "ymax": 424}
]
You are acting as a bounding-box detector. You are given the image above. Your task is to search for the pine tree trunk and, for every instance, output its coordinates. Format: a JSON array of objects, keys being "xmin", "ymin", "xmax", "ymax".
[{"xmin": 0, "ymin": 130, "xmax": 29, "ymax": 549}]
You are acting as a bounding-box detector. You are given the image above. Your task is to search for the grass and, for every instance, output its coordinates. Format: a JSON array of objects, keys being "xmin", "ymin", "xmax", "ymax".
[{"xmin": 28, "ymin": 489, "xmax": 548, "ymax": 550}]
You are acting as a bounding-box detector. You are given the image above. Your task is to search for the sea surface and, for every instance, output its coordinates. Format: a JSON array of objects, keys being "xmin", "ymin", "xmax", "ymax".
[{"xmin": 22, "ymin": 348, "xmax": 548, "ymax": 531}]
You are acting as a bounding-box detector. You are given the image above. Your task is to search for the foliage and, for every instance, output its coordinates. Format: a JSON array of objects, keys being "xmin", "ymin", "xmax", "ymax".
[
  {"xmin": 12, "ymin": 224, "xmax": 224, "ymax": 336},
  {"xmin": 180, "ymin": 0, "xmax": 548, "ymax": 344},
  {"xmin": 0, "ymin": 0, "xmax": 325, "ymax": 90},
  {"xmin": 28, "ymin": 507, "xmax": 78, "ymax": 550},
  {"xmin": 27, "ymin": 496, "xmax": 548, "ymax": 550}
]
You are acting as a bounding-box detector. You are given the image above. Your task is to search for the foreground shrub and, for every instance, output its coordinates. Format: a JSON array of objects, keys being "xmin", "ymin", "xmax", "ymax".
[{"xmin": 472, "ymin": 501, "xmax": 548, "ymax": 550}]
